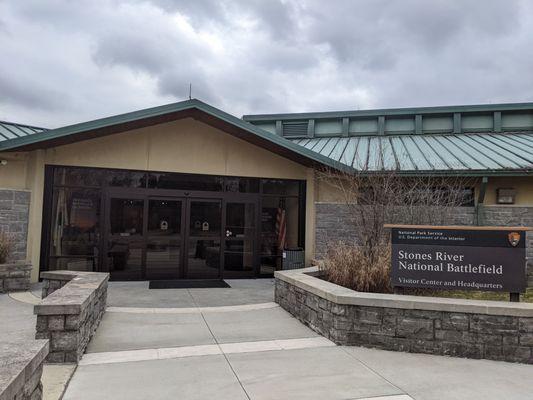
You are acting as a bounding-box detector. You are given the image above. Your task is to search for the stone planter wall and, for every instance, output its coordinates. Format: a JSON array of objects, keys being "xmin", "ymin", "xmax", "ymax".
[
  {"xmin": 0, "ymin": 340, "xmax": 48, "ymax": 400},
  {"xmin": 0, "ymin": 263, "xmax": 32, "ymax": 293},
  {"xmin": 0, "ymin": 189, "xmax": 31, "ymax": 262},
  {"xmin": 275, "ymin": 267, "xmax": 533, "ymax": 364},
  {"xmin": 34, "ymin": 271, "xmax": 108, "ymax": 363}
]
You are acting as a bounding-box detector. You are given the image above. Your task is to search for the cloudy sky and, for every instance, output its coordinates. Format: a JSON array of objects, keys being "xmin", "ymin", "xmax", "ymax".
[{"xmin": 1, "ymin": 0, "xmax": 533, "ymax": 128}]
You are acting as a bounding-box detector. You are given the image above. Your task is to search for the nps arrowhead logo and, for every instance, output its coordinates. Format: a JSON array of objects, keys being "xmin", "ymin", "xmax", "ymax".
[{"xmin": 508, "ymin": 232, "xmax": 521, "ymax": 247}]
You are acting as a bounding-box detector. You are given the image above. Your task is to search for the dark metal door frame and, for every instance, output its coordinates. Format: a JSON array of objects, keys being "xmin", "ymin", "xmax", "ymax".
[
  {"xmin": 145, "ymin": 196, "xmax": 187, "ymax": 279},
  {"xmin": 103, "ymin": 190, "xmax": 147, "ymax": 279},
  {"xmin": 103, "ymin": 187, "xmax": 260, "ymax": 280},
  {"xmin": 222, "ymin": 195, "xmax": 260, "ymax": 278},
  {"xmin": 184, "ymin": 197, "xmax": 224, "ymax": 279}
]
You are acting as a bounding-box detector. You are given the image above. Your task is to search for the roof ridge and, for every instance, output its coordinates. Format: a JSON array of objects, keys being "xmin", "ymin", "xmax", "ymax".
[{"xmin": 243, "ymin": 101, "xmax": 533, "ymax": 120}]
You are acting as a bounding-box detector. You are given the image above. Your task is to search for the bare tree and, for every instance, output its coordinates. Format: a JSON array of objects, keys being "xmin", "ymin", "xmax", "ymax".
[{"xmin": 316, "ymin": 167, "xmax": 475, "ymax": 293}]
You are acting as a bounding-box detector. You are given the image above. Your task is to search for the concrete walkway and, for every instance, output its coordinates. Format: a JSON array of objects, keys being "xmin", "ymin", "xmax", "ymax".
[
  {"xmin": 0, "ymin": 288, "xmax": 77, "ymax": 400},
  {"xmin": 51, "ymin": 280, "xmax": 533, "ymax": 399}
]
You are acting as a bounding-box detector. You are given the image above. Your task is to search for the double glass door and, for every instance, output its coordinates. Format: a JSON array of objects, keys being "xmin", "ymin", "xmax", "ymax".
[{"xmin": 105, "ymin": 192, "xmax": 257, "ymax": 280}]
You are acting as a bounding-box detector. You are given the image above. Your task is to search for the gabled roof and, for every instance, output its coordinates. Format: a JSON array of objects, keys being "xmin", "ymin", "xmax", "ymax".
[
  {"xmin": 1, "ymin": 99, "xmax": 532, "ymax": 176},
  {"xmin": 0, "ymin": 120, "xmax": 47, "ymax": 142},
  {"xmin": 0, "ymin": 99, "xmax": 343, "ymax": 170}
]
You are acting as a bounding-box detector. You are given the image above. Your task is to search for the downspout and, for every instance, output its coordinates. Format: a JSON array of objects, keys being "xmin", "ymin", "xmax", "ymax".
[{"xmin": 475, "ymin": 176, "xmax": 488, "ymax": 225}]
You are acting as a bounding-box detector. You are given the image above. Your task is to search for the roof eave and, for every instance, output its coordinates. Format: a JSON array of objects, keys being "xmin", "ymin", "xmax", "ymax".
[{"xmin": 0, "ymin": 99, "xmax": 346, "ymax": 171}]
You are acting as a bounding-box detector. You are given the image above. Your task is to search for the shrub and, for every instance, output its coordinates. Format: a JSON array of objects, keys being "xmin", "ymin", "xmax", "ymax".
[
  {"xmin": 316, "ymin": 167, "xmax": 474, "ymax": 294},
  {"xmin": 0, "ymin": 232, "xmax": 15, "ymax": 264},
  {"xmin": 319, "ymin": 242, "xmax": 392, "ymax": 293}
]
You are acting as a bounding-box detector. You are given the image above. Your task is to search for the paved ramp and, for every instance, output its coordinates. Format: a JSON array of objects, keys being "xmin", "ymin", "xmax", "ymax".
[{"xmin": 63, "ymin": 280, "xmax": 533, "ymax": 400}]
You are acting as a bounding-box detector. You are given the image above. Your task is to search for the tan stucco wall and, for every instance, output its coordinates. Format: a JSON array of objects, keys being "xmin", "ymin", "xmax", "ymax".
[
  {"xmin": 0, "ymin": 152, "xmax": 29, "ymax": 190},
  {"xmin": 317, "ymin": 175, "xmax": 533, "ymax": 206},
  {"xmin": 44, "ymin": 118, "xmax": 308, "ymax": 179},
  {"xmin": 0, "ymin": 118, "xmax": 316, "ymax": 281},
  {"xmin": 483, "ymin": 177, "xmax": 533, "ymax": 205}
]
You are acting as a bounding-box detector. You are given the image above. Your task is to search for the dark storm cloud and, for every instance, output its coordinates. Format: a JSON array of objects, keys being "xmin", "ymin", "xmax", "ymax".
[
  {"xmin": 0, "ymin": 0, "xmax": 532, "ymax": 127},
  {"xmin": 142, "ymin": 0, "xmax": 296, "ymax": 39}
]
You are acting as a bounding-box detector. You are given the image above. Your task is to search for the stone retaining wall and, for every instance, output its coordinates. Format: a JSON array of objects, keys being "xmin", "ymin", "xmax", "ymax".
[
  {"xmin": 275, "ymin": 267, "xmax": 533, "ymax": 364},
  {"xmin": 34, "ymin": 270, "xmax": 108, "ymax": 363},
  {"xmin": 315, "ymin": 203, "xmax": 533, "ymax": 284},
  {"xmin": 0, "ymin": 263, "xmax": 32, "ymax": 293},
  {"xmin": 0, "ymin": 340, "xmax": 48, "ymax": 400},
  {"xmin": 0, "ymin": 189, "xmax": 31, "ymax": 262}
]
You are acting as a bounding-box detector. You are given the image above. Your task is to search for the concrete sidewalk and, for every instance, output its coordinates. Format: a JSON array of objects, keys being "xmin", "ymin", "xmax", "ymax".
[{"xmin": 62, "ymin": 279, "xmax": 533, "ymax": 400}]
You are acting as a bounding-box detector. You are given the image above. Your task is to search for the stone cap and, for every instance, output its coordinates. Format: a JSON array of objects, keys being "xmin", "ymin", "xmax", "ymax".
[
  {"xmin": 0, "ymin": 339, "xmax": 48, "ymax": 400},
  {"xmin": 35, "ymin": 271, "xmax": 109, "ymax": 315},
  {"xmin": 275, "ymin": 267, "xmax": 533, "ymax": 317}
]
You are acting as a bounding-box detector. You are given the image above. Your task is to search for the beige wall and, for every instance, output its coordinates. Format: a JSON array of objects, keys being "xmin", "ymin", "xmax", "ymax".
[
  {"xmin": 317, "ymin": 175, "xmax": 533, "ymax": 206},
  {"xmin": 0, "ymin": 152, "xmax": 29, "ymax": 190},
  {"xmin": 43, "ymin": 118, "xmax": 308, "ymax": 179},
  {"xmin": 483, "ymin": 177, "xmax": 533, "ymax": 205},
  {"xmin": 0, "ymin": 118, "xmax": 316, "ymax": 281}
]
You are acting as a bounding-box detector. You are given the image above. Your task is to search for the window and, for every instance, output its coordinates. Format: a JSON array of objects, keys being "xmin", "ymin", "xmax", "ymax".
[
  {"xmin": 53, "ymin": 167, "xmax": 105, "ymax": 187},
  {"xmin": 147, "ymin": 173, "xmax": 224, "ymax": 191},
  {"xmin": 109, "ymin": 199, "xmax": 144, "ymax": 236},
  {"xmin": 261, "ymin": 179, "xmax": 300, "ymax": 195},
  {"xmin": 106, "ymin": 171, "xmax": 146, "ymax": 188},
  {"xmin": 49, "ymin": 187, "xmax": 101, "ymax": 271},
  {"xmin": 225, "ymin": 177, "xmax": 259, "ymax": 193}
]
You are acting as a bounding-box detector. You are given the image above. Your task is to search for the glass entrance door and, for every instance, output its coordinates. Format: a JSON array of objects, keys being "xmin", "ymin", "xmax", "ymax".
[
  {"xmin": 185, "ymin": 199, "xmax": 222, "ymax": 279},
  {"xmin": 223, "ymin": 201, "xmax": 257, "ymax": 277},
  {"xmin": 146, "ymin": 199, "xmax": 184, "ymax": 280},
  {"xmin": 107, "ymin": 196, "xmax": 145, "ymax": 280},
  {"xmin": 104, "ymin": 194, "xmax": 258, "ymax": 280}
]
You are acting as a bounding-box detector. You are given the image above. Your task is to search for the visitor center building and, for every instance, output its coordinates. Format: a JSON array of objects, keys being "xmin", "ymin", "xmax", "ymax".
[{"xmin": 0, "ymin": 99, "xmax": 532, "ymax": 283}]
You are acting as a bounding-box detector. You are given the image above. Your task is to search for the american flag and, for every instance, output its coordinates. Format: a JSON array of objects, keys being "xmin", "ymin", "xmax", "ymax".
[{"xmin": 275, "ymin": 206, "xmax": 286, "ymax": 251}]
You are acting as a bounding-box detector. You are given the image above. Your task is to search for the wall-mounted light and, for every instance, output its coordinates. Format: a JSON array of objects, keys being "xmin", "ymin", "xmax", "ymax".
[{"xmin": 496, "ymin": 188, "xmax": 516, "ymax": 204}]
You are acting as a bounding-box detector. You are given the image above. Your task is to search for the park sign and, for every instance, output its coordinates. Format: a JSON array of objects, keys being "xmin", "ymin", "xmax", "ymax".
[{"xmin": 385, "ymin": 225, "xmax": 531, "ymax": 293}]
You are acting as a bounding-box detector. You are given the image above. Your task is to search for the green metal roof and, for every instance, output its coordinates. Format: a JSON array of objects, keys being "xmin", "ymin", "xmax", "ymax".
[
  {"xmin": 290, "ymin": 132, "xmax": 533, "ymax": 175},
  {"xmin": 0, "ymin": 120, "xmax": 47, "ymax": 142},
  {"xmin": 1, "ymin": 100, "xmax": 532, "ymax": 176},
  {"xmin": 243, "ymin": 101, "xmax": 533, "ymax": 175},
  {"xmin": 0, "ymin": 99, "xmax": 344, "ymax": 171}
]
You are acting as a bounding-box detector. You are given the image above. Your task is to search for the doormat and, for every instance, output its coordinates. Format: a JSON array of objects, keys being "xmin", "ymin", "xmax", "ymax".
[{"xmin": 149, "ymin": 280, "xmax": 231, "ymax": 289}]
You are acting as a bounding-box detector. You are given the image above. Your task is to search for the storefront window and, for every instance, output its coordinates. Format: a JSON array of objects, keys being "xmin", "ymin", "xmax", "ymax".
[
  {"xmin": 224, "ymin": 177, "xmax": 260, "ymax": 193},
  {"xmin": 53, "ymin": 167, "xmax": 105, "ymax": 187},
  {"xmin": 49, "ymin": 187, "xmax": 101, "ymax": 271},
  {"xmin": 147, "ymin": 173, "xmax": 224, "ymax": 192},
  {"xmin": 109, "ymin": 199, "xmax": 144, "ymax": 235},
  {"xmin": 43, "ymin": 165, "xmax": 305, "ymax": 279},
  {"xmin": 261, "ymin": 179, "xmax": 300, "ymax": 196},
  {"xmin": 260, "ymin": 195, "xmax": 300, "ymax": 274},
  {"xmin": 106, "ymin": 171, "xmax": 146, "ymax": 188}
]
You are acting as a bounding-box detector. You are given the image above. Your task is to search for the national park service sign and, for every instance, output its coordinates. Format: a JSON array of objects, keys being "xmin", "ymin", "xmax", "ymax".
[{"xmin": 386, "ymin": 225, "xmax": 530, "ymax": 293}]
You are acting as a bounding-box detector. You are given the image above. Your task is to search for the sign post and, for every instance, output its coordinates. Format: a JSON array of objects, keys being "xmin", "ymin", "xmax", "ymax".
[{"xmin": 385, "ymin": 225, "xmax": 530, "ymax": 302}]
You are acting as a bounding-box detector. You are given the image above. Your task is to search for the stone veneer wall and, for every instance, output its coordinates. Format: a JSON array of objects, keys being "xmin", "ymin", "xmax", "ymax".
[
  {"xmin": 315, "ymin": 204, "xmax": 533, "ymax": 284},
  {"xmin": 276, "ymin": 268, "xmax": 533, "ymax": 364},
  {"xmin": 0, "ymin": 340, "xmax": 48, "ymax": 400},
  {"xmin": 0, "ymin": 189, "xmax": 30, "ymax": 262},
  {"xmin": 0, "ymin": 263, "xmax": 32, "ymax": 293},
  {"xmin": 35, "ymin": 271, "xmax": 108, "ymax": 363}
]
